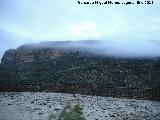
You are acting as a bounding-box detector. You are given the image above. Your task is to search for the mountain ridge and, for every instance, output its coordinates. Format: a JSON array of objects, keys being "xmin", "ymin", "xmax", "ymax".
[{"xmin": 0, "ymin": 40, "xmax": 160, "ymax": 100}]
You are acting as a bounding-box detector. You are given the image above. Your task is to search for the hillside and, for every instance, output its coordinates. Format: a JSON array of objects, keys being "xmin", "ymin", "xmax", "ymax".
[{"xmin": 0, "ymin": 40, "xmax": 160, "ymax": 100}]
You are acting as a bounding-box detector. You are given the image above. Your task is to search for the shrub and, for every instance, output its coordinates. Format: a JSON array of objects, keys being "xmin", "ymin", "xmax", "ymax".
[{"xmin": 47, "ymin": 104, "xmax": 86, "ymax": 120}]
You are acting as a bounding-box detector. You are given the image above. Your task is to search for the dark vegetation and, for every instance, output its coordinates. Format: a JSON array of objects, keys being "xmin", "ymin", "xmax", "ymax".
[
  {"xmin": 48, "ymin": 104, "xmax": 86, "ymax": 120},
  {"xmin": 0, "ymin": 44, "xmax": 160, "ymax": 100}
]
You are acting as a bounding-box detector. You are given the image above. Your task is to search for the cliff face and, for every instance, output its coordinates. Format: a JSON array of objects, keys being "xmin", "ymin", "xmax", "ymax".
[
  {"xmin": 1, "ymin": 47, "xmax": 64, "ymax": 64},
  {"xmin": 1, "ymin": 49, "xmax": 17, "ymax": 64}
]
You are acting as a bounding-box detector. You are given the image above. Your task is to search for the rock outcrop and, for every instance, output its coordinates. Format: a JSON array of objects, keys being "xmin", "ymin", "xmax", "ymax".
[{"xmin": 1, "ymin": 47, "xmax": 64, "ymax": 64}]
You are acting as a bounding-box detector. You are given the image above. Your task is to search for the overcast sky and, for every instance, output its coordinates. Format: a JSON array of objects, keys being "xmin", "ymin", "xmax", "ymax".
[{"xmin": 0, "ymin": 0, "xmax": 160, "ymax": 58}]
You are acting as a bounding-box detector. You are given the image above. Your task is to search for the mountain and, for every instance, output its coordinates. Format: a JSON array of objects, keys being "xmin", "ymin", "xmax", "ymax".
[{"xmin": 0, "ymin": 40, "xmax": 160, "ymax": 100}]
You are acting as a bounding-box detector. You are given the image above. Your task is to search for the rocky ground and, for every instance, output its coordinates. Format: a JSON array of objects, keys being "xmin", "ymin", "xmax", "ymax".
[{"xmin": 0, "ymin": 92, "xmax": 160, "ymax": 120}]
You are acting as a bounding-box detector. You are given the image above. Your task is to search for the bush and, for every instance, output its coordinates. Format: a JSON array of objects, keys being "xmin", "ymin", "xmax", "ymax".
[{"xmin": 48, "ymin": 104, "xmax": 86, "ymax": 120}]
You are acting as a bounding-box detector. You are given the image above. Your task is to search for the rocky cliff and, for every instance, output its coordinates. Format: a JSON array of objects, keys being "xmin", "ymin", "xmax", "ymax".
[
  {"xmin": 1, "ymin": 47, "xmax": 64, "ymax": 64},
  {"xmin": 1, "ymin": 40, "xmax": 99, "ymax": 64}
]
